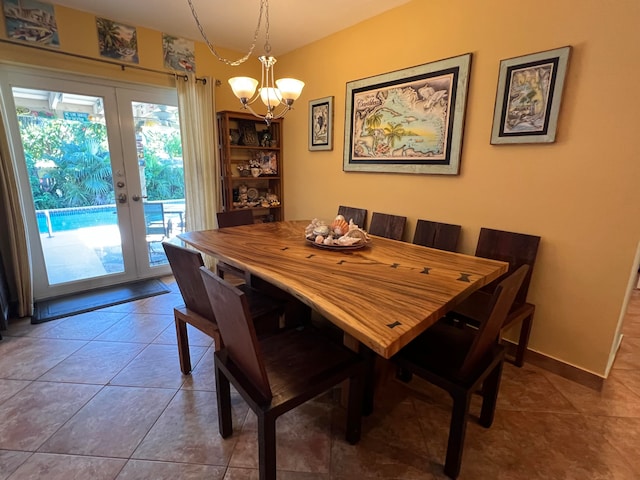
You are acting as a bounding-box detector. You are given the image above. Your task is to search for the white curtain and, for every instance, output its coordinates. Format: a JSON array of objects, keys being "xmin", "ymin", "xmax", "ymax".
[
  {"xmin": 0, "ymin": 111, "xmax": 33, "ymax": 320},
  {"xmin": 176, "ymin": 75, "xmax": 220, "ymax": 234}
]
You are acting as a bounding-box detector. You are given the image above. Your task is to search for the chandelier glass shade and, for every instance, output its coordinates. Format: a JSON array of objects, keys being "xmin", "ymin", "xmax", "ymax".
[
  {"xmin": 229, "ymin": 56, "xmax": 304, "ymax": 124},
  {"xmin": 187, "ymin": 0, "xmax": 304, "ymax": 124}
]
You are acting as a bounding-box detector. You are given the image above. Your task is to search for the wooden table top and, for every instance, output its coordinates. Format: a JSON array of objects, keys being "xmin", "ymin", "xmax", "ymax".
[{"xmin": 179, "ymin": 220, "xmax": 508, "ymax": 359}]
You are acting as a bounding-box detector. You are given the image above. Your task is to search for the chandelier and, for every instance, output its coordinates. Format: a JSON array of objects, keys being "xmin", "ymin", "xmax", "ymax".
[{"xmin": 187, "ymin": 0, "xmax": 304, "ymax": 124}]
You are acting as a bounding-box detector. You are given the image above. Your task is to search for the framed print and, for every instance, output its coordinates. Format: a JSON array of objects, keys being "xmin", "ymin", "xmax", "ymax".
[
  {"xmin": 343, "ymin": 53, "xmax": 471, "ymax": 175},
  {"xmin": 97, "ymin": 17, "xmax": 139, "ymax": 63},
  {"xmin": 309, "ymin": 96, "xmax": 333, "ymax": 151},
  {"xmin": 162, "ymin": 34, "xmax": 196, "ymax": 73},
  {"xmin": 491, "ymin": 46, "xmax": 571, "ymax": 144},
  {"xmin": 3, "ymin": 0, "xmax": 59, "ymax": 48}
]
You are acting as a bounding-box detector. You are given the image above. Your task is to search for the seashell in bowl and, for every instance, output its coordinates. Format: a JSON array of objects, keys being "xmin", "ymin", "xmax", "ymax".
[
  {"xmin": 330, "ymin": 218, "xmax": 349, "ymax": 236},
  {"xmin": 312, "ymin": 224, "xmax": 330, "ymax": 237}
]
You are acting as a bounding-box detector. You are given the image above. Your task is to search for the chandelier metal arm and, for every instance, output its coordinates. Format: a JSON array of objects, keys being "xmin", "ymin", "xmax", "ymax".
[
  {"xmin": 186, "ymin": 0, "xmax": 267, "ymax": 66},
  {"xmin": 188, "ymin": 0, "xmax": 304, "ymax": 124}
]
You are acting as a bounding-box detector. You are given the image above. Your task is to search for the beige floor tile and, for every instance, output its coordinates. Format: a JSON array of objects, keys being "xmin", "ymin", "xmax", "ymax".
[
  {"xmin": 459, "ymin": 410, "xmax": 638, "ymax": 479},
  {"xmin": 26, "ymin": 310, "xmax": 128, "ymax": 340},
  {"xmin": 3, "ymin": 317, "xmax": 56, "ymax": 338},
  {"xmin": 0, "ymin": 336, "xmax": 87, "ymax": 380},
  {"xmin": 543, "ymin": 370, "xmax": 640, "ymax": 417},
  {"xmin": 606, "ymin": 368, "xmax": 640, "ymax": 399},
  {"xmin": 38, "ymin": 385, "xmax": 175, "ymax": 457},
  {"xmin": 0, "ymin": 279, "xmax": 638, "ymax": 479},
  {"xmin": 109, "ymin": 343, "xmax": 206, "ymax": 388},
  {"xmin": 222, "ymin": 467, "xmax": 259, "ymax": 480},
  {"xmin": 132, "ymin": 389, "xmax": 245, "ymax": 465},
  {"xmin": 598, "ymin": 416, "xmax": 640, "ymax": 474},
  {"xmin": 152, "ymin": 321, "xmax": 215, "ymax": 347},
  {"xmin": 38, "ymin": 341, "xmax": 145, "ymax": 384},
  {"xmin": 8, "ymin": 453, "xmax": 126, "ymax": 479},
  {"xmin": 180, "ymin": 346, "xmax": 217, "ymax": 391},
  {"xmin": 0, "ymin": 380, "xmax": 30, "ymax": 405},
  {"xmin": 94, "ymin": 312, "xmax": 173, "ymax": 343},
  {"xmin": 230, "ymin": 401, "xmax": 333, "ymax": 474},
  {"xmin": 132, "ymin": 293, "xmax": 184, "ymax": 314},
  {"xmin": 0, "ymin": 382, "xmax": 101, "ymax": 451},
  {"xmin": 116, "ymin": 459, "xmax": 226, "ymax": 479},
  {"xmin": 497, "ymin": 362, "xmax": 579, "ymax": 413},
  {"xmin": 0, "ymin": 450, "xmax": 32, "ymax": 479},
  {"xmin": 611, "ymin": 336, "xmax": 640, "ymax": 370}
]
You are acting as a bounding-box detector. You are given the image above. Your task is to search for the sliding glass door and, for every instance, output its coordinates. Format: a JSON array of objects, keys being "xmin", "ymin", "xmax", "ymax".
[{"xmin": 0, "ymin": 67, "xmax": 185, "ymax": 299}]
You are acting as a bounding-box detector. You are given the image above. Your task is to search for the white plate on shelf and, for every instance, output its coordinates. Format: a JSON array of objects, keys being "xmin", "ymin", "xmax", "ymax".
[{"xmin": 247, "ymin": 188, "xmax": 259, "ymax": 200}]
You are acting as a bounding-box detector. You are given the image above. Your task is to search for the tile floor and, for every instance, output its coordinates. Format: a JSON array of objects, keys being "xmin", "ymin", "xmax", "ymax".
[{"xmin": 0, "ymin": 279, "xmax": 639, "ymax": 479}]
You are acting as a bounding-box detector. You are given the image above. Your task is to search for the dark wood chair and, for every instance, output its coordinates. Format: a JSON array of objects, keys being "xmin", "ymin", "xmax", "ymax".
[
  {"xmin": 393, "ymin": 265, "xmax": 529, "ymax": 479},
  {"xmin": 162, "ymin": 241, "xmax": 284, "ymax": 374},
  {"xmin": 448, "ymin": 228, "xmax": 541, "ymax": 367},
  {"xmin": 412, "ymin": 219, "xmax": 461, "ymax": 252},
  {"xmin": 199, "ymin": 267, "xmax": 366, "ymax": 480},
  {"xmin": 216, "ymin": 210, "xmax": 255, "ymax": 283},
  {"xmin": 368, "ymin": 212, "xmax": 407, "ymax": 240},
  {"xmin": 337, "ymin": 205, "xmax": 368, "ymax": 228},
  {"xmin": 216, "ymin": 209, "xmax": 254, "ymax": 228}
]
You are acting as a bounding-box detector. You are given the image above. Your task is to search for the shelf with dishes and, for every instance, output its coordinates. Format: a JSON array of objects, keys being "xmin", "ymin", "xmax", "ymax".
[{"xmin": 218, "ymin": 110, "xmax": 284, "ymax": 222}]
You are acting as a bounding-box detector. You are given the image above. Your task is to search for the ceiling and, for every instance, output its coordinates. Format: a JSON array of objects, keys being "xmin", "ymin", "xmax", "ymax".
[{"xmin": 52, "ymin": 0, "xmax": 412, "ymax": 56}]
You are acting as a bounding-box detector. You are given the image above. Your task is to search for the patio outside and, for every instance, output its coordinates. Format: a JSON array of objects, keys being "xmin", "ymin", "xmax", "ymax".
[{"xmin": 38, "ymin": 201, "xmax": 184, "ymax": 284}]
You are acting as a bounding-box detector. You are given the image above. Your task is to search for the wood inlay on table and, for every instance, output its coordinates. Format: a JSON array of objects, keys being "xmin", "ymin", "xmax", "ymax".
[{"xmin": 179, "ymin": 220, "xmax": 508, "ymax": 359}]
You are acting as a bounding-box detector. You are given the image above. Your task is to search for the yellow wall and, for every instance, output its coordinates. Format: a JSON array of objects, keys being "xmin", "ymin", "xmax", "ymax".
[
  {"xmin": 277, "ymin": 0, "xmax": 640, "ymax": 376},
  {"xmin": 1, "ymin": 0, "xmax": 639, "ymax": 376}
]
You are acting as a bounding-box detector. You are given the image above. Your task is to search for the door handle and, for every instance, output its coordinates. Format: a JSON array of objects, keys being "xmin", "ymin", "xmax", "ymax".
[
  {"xmin": 117, "ymin": 193, "xmax": 127, "ymax": 203},
  {"xmin": 131, "ymin": 194, "xmax": 147, "ymax": 202}
]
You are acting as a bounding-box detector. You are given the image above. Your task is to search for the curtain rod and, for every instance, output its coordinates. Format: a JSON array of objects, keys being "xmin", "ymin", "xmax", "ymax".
[{"xmin": 0, "ymin": 37, "xmax": 216, "ymax": 85}]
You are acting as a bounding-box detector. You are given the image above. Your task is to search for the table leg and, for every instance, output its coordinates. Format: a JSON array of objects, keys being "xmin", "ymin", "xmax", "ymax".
[{"xmin": 343, "ymin": 332, "xmax": 375, "ymax": 416}]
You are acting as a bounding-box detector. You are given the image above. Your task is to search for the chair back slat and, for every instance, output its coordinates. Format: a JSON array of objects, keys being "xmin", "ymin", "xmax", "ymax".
[
  {"xmin": 337, "ymin": 205, "xmax": 367, "ymax": 228},
  {"xmin": 200, "ymin": 267, "xmax": 272, "ymax": 401},
  {"xmin": 475, "ymin": 228, "xmax": 540, "ymax": 305},
  {"xmin": 217, "ymin": 210, "xmax": 254, "ymax": 228},
  {"xmin": 162, "ymin": 242, "xmax": 215, "ymax": 320},
  {"xmin": 413, "ymin": 219, "xmax": 461, "ymax": 252},
  {"xmin": 460, "ymin": 265, "xmax": 529, "ymax": 377},
  {"xmin": 368, "ymin": 212, "xmax": 406, "ymax": 240}
]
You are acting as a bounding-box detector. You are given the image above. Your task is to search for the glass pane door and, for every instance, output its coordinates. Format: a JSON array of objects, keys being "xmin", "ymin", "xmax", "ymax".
[
  {"xmin": 11, "ymin": 86, "xmax": 131, "ymax": 291},
  {"xmin": 118, "ymin": 90, "xmax": 185, "ymax": 272},
  {"xmin": 1, "ymin": 68, "xmax": 184, "ymax": 299}
]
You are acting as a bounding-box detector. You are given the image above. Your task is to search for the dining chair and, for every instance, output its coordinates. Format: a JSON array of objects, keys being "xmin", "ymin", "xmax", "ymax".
[
  {"xmin": 447, "ymin": 228, "xmax": 541, "ymax": 367},
  {"xmin": 162, "ymin": 241, "xmax": 284, "ymax": 374},
  {"xmin": 337, "ymin": 205, "xmax": 368, "ymax": 228},
  {"xmin": 216, "ymin": 209, "xmax": 254, "ymax": 228},
  {"xmin": 412, "ymin": 219, "xmax": 461, "ymax": 252},
  {"xmin": 199, "ymin": 266, "xmax": 366, "ymax": 480},
  {"xmin": 368, "ymin": 212, "xmax": 407, "ymax": 240},
  {"xmin": 216, "ymin": 209, "xmax": 255, "ymax": 284},
  {"xmin": 393, "ymin": 265, "xmax": 529, "ymax": 479}
]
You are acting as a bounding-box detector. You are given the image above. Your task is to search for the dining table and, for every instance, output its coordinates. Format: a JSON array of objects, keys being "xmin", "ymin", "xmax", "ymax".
[{"xmin": 178, "ymin": 220, "xmax": 509, "ymax": 360}]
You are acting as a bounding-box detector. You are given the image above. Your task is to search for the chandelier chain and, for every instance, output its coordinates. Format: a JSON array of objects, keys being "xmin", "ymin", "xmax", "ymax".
[{"xmin": 186, "ymin": 0, "xmax": 269, "ymax": 66}]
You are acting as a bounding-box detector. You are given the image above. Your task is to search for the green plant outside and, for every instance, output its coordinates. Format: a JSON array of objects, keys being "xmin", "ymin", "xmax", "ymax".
[{"xmin": 18, "ymin": 115, "xmax": 184, "ymax": 209}]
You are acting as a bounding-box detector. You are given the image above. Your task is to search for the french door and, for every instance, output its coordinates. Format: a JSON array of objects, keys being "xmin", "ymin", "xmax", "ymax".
[{"xmin": 0, "ymin": 67, "xmax": 185, "ymax": 300}]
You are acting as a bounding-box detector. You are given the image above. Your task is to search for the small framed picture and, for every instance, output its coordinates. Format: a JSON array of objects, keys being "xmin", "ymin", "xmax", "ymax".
[
  {"xmin": 491, "ymin": 46, "xmax": 571, "ymax": 144},
  {"xmin": 309, "ymin": 96, "xmax": 333, "ymax": 151},
  {"xmin": 239, "ymin": 121, "xmax": 259, "ymax": 146}
]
